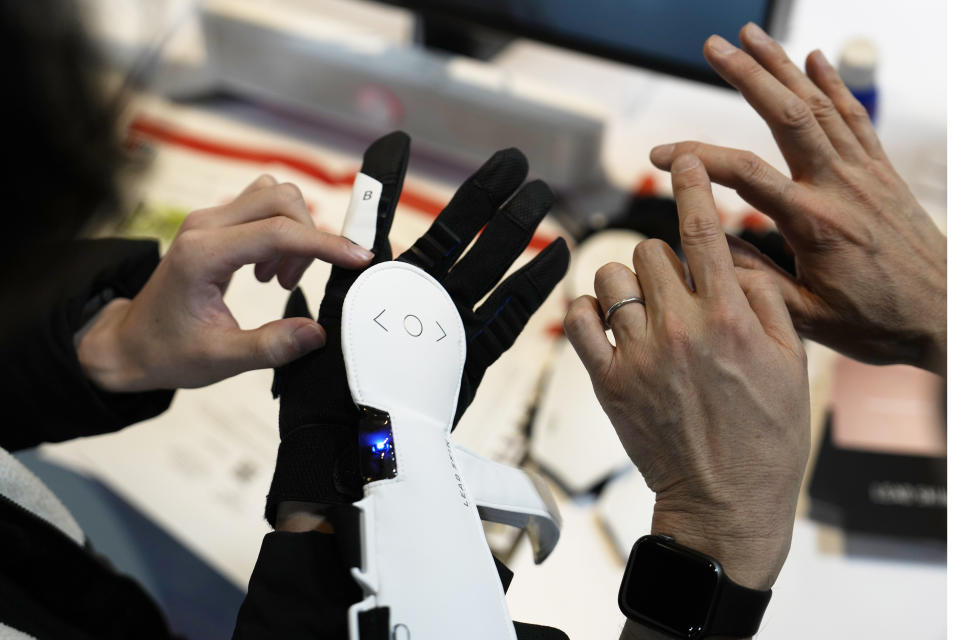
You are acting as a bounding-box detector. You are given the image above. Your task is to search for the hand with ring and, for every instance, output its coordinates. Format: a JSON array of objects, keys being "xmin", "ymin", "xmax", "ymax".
[
  {"xmin": 650, "ymin": 23, "xmax": 946, "ymax": 375},
  {"xmin": 564, "ymin": 153, "xmax": 810, "ymax": 594}
]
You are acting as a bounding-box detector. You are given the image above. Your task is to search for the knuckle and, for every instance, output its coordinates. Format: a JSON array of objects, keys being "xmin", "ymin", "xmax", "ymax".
[
  {"xmin": 841, "ymin": 98, "xmax": 871, "ymax": 123},
  {"xmin": 563, "ymin": 297, "xmax": 597, "ymax": 333},
  {"xmin": 680, "ymin": 214, "xmax": 722, "ymax": 246},
  {"xmin": 660, "ymin": 311, "xmax": 693, "ymax": 354},
  {"xmin": 805, "ymin": 91, "xmax": 837, "ymax": 120},
  {"xmin": 180, "ymin": 208, "xmax": 211, "ymax": 231},
  {"xmin": 633, "ymin": 238, "xmax": 669, "ymax": 265},
  {"xmin": 594, "ymin": 262, "xmax": 631, "ymax": 290},
  {"xmin": 710, "ymin": 300, "xmax": 743, "ymax": 328},
  {"xmin": 750, "ymin": 270, "xmax": 776, "ymax": 293},
  {"xmin": 253, "ymin": 174, "xmax": 278, "ymax": 188},
  {"xmin": 778, "ymin": 179, "xmax": 801, "ymax": 209},
  {"xmin": 172, "ymin": 228, "xmax": 203, "ymax": 256},
  {"xmin": 780, "ymin": 97, "xmax": 815, "ymax": 132},
  {"xmin": 711, "ymin": 306, "xmax": 753, "ymax": 342},
  {"xmin": 739, "ymin": 267, "xmax": 772, "ymax": 291},
  {"xmin": 262, "ymin": 214, "xmax": 296, "ymax": 237},
  {"xmin": 735, "ymin": 151, "xmax": 767, "ymax": 186},
  {"xmin": 273, "ymin": 182, "xmax": 304, "ymax": 205}
]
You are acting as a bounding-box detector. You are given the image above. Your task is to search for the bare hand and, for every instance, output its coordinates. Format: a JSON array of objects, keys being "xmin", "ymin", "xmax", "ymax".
[
  {"xmin": 565, "ymin": 154, "xmax": 810, "ymax": 591},
  {"xmin": 650, "ymin": 23, "xmax": 946, "ymax": 375},
  {"xmin": 76, "ymin": 175, "xmax": 373, "ymax": 391}
]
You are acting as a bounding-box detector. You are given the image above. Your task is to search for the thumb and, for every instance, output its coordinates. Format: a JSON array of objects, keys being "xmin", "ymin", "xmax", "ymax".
[{"xmin": 219, "ymin": 317, "xmax": 327, "ymax": 374}]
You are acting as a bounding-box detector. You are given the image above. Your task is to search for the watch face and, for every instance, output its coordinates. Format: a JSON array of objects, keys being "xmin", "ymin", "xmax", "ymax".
[{"xmin": 619, "ymin": 536, "xmax": 722, "ymax": 639}]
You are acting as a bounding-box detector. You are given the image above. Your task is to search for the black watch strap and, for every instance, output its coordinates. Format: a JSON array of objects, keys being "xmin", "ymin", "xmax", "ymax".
[
  {"xmin": 618, "ymin": 534, "xmax": 773, "ymax": 639},
  {"xmin": 708, "ymin": 572, "xmax": 772, "ymax": 638}
]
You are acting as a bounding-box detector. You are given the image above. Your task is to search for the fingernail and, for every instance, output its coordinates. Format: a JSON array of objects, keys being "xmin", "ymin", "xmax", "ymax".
[
  {"xmin": 744, "ymin": 22, "xmax": 772, "ymax": 44},
  {"xmin": 292, "ymin": 323, "xmax": 326, "ymax": 353},
  {"xmin": 650, "ymin": 144, "xmax": 676, "ymax": 167},
  {"xmin": 708, "ymin": 35, "xmax": 737, "ymax": 56},
  {"xmin": 672, "ymin": 154, "xmax": 700, "ymax": 172},
  {"xmin": 349, "ymin": 244, "xmax": 375, "ymax": 262}
]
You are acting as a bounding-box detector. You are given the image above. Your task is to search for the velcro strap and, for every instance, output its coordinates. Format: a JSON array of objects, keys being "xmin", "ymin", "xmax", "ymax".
[
  {"xmin": 403, "ymin": 220, "xmax": 461, "ymax": 273},
  {"xmin": 264, "ymin": 423, "xmax": 363, "ymax": 526}
]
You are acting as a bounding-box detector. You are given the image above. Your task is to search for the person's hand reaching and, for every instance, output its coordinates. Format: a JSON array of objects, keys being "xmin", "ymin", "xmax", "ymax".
[
  {"xmin": 650, "ymin": 23, "xmax": 946, "ymax": 375},
  {"xmin": 76, "ymin": 175, "xmax": 373, "ymax": 391},
  {"xmin": 565, "ymin": 154, "xmax": 810, "ymax": 594}
]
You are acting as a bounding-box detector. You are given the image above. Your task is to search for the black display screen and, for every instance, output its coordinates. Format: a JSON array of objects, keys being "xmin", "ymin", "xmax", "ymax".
[
  {"xmin": 374, "ymin": 0, "xmax": 787, "ymax": 86},
  {"xmin": 620, "ymin": 536, "xmax": 721, "ymax": 638}
]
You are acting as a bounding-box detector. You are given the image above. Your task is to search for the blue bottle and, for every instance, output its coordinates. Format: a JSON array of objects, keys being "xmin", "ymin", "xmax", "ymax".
[{"xmin": 837, "ymin": 38, "xmax": 878, "ymax": 123}]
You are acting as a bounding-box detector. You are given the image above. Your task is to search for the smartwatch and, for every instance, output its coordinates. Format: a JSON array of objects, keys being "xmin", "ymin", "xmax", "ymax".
[{"xmin": 618, "ymin": 534, "xmax": 772, "ymax": 639}]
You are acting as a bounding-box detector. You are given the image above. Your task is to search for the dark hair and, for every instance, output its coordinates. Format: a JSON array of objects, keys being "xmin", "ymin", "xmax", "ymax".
[{"xmin": 0, "ymin": 0, "xmax": 125, "ymax": 332}]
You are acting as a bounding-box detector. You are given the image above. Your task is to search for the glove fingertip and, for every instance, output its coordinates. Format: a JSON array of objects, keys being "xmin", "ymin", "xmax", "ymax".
[
  {"xmin": 531, "ymin": 237, "xmax": 572, "ymax": 287},
  {"xmin": 362, "ymin": 130, "xmax": 411, "ymax": 180},
  {"xmin": 473, "ymin": 147, "xmax": 529, "ymax": 200}
]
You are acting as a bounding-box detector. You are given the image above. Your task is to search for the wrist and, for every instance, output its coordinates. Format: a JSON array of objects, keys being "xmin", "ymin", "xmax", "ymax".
[
  {"xmin": 650, "ymin": 508, "xmax": 791, "ymax": 592},
  {"xmin": 275, "ymin": 501, "xmax": 335, "ymax": 534},
  {"xmin": 75, "ymin": 298, "xmax": 149, "ymax": 392}
]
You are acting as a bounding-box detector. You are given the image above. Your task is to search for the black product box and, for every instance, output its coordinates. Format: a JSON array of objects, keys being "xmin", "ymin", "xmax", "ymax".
[{"xmin": 808, "ymin": 414, "xmax": 946, "ymax": 541}]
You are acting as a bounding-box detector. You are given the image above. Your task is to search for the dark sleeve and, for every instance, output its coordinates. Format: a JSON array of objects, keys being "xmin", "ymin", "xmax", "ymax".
[
  {"xmin": 233, "ymin": 531, "xmax": 361, "ymax": 640},
  {"xmin": 0, "ymin": 237, "xmax": 175, "ymax": 450}
]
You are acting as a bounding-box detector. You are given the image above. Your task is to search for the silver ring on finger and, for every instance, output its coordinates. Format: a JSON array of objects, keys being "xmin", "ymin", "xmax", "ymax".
[{"xmin": 605, "ymin": 296, "xmax": 645, "ymax": 328}]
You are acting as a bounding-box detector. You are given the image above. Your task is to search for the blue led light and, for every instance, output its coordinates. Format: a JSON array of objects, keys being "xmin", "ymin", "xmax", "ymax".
[{"xmin": 365, "ymin": 431, "xmax": 393, "ymax": 456}]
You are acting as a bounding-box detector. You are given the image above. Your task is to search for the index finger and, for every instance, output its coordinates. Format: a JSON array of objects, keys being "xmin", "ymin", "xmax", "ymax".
[
  {"xmin": 703, "ymin": 34, "xmax": 839, "ymax": 179},
  {"xmin": 196, "ymin": 218, "xmax": 373, "ymax": 285},
  {"xmin": 670, "ymin": 154, "xmax": 741, "ymax": 299}
]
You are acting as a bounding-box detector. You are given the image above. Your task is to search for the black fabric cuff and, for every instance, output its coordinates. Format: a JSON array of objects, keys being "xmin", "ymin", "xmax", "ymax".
[
  {"xmin": 264, "ymin": 423, "xmax": 362, "ymax": 526},
  {"xmin": 0, "ymin": 238, "xmax": 174, "ymax": 450}
]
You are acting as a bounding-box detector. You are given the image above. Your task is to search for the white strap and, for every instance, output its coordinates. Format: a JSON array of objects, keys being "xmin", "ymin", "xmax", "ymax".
[
  {"xmin": 341, "ymin": 172, "xmax": 382, "ymax": 249},
  {"xmin": 453, "ymin": 444, "xmax": 561, "ymax": 564}
]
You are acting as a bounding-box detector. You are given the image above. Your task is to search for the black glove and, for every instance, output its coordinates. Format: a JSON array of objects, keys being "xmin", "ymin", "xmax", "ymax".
[{"xmin": 265, "ymin": 131, "xmax": 569, "ymax": 525}]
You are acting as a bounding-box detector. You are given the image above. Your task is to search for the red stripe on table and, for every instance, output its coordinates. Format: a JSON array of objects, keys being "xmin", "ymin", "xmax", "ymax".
[{"xmin": 128, "ymin": 115, "xmax": 558, "ymax": 252}]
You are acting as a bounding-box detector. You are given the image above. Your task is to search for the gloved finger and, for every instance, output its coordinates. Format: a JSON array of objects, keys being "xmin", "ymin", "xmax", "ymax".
[
  {"xmin": 355, "ymin": 131, "xmax": 411, "ymax": 260},
  {"xmin": 445, "ymin": 179, "xmax": 554, "ymax": 309},
  {"xmin": 398, "ymin": 147, "xmax": 528, "ymax": 277},
  {"xmin": 465, "ymin": 238, "xmax": 570, "ymax": 378},
  {"xmin": 320, "ymin": 131, "xmax": 411, "ymax": 320}
]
